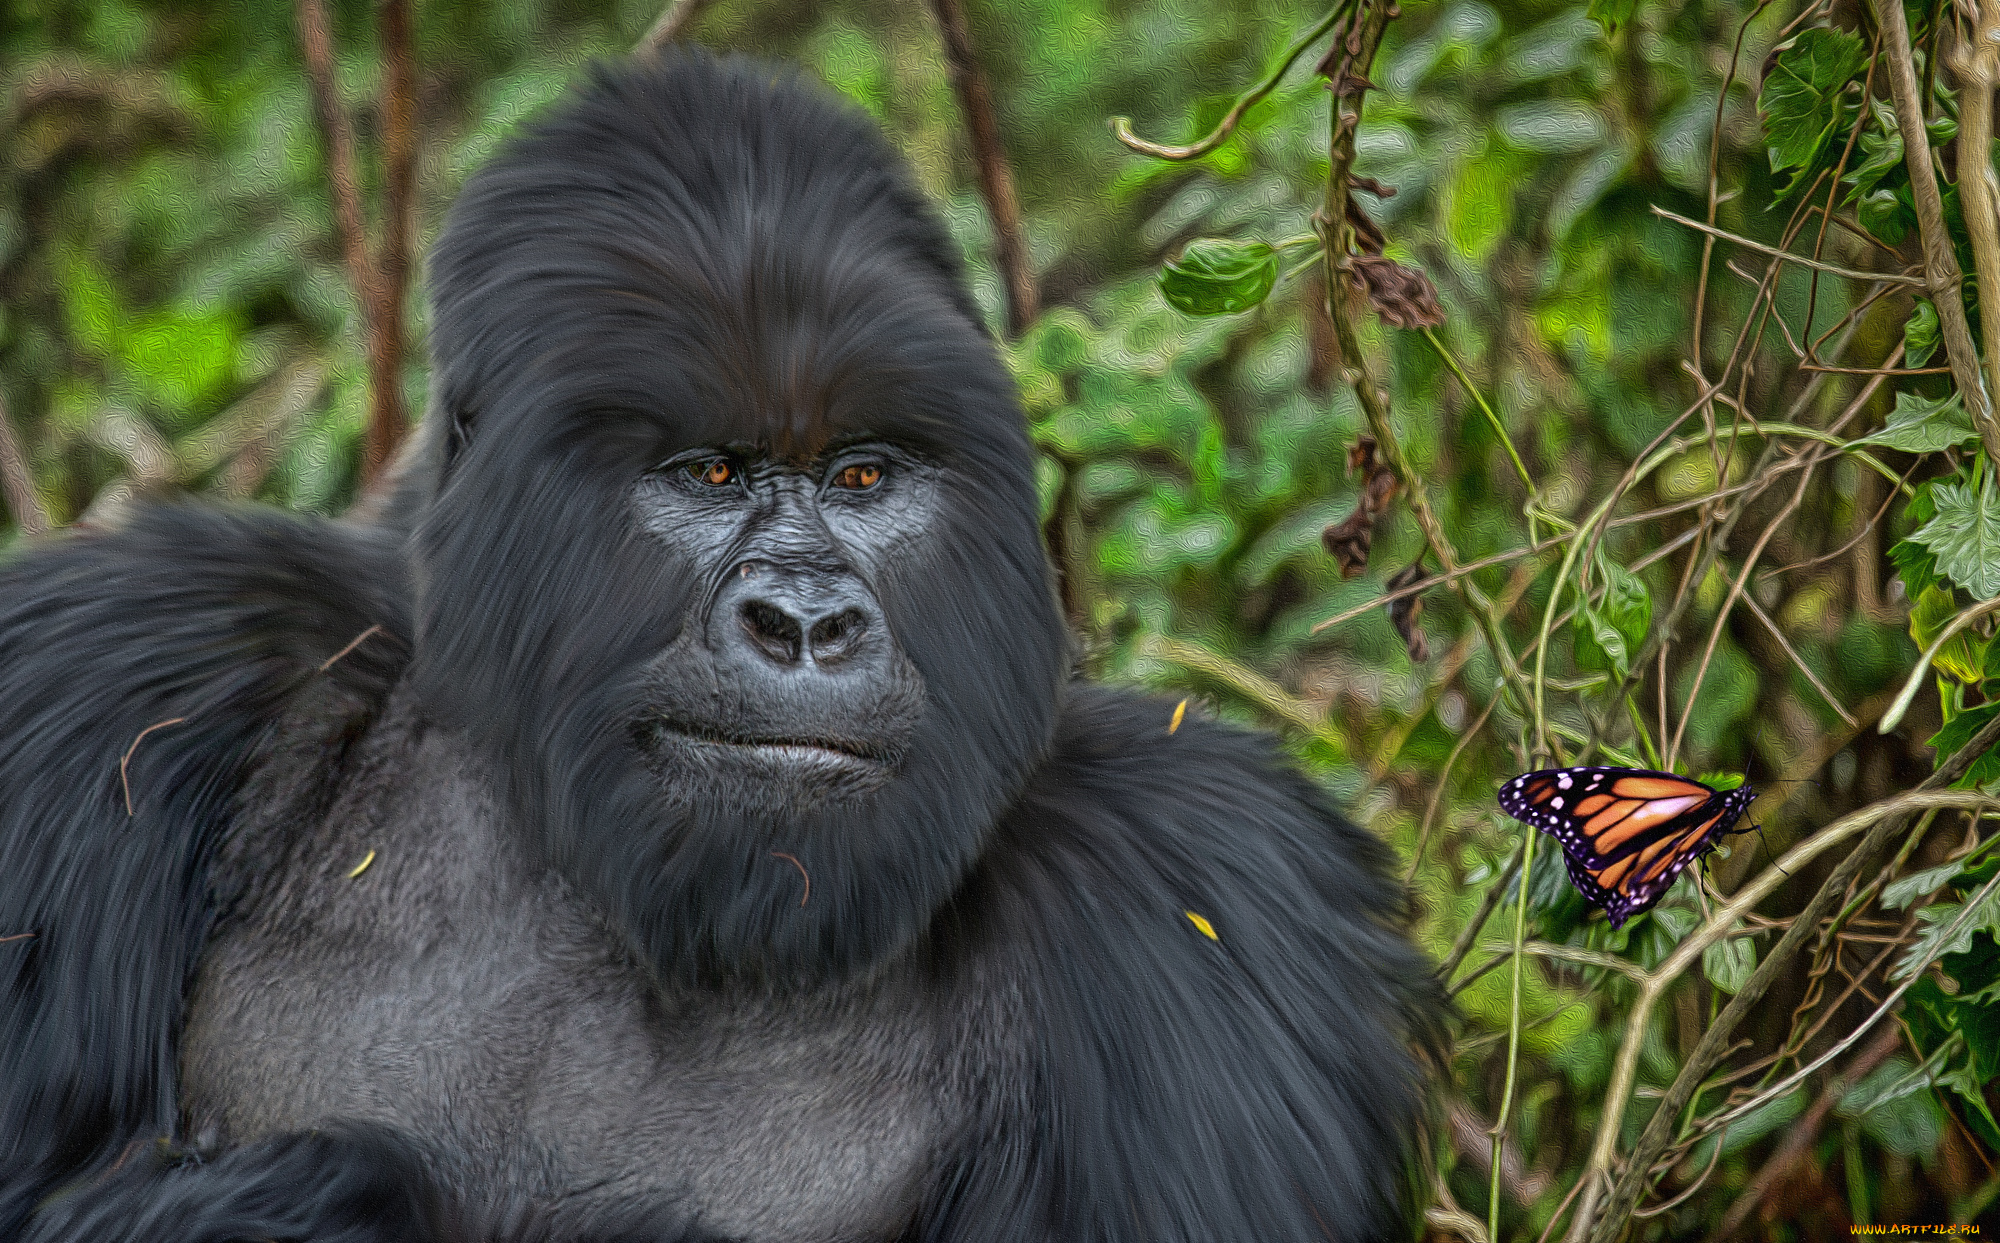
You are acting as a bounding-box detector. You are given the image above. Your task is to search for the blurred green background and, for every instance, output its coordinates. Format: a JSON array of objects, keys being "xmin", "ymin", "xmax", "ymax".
[{"xmin": 3, "ymin": 0, "xmax": 1996, "ymax": 1236}]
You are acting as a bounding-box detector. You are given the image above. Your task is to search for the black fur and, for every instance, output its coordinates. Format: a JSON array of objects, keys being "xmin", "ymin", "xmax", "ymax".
[{"xmin": 0, "ymin": 52, "xmax": 1441, "ymax": 1242}]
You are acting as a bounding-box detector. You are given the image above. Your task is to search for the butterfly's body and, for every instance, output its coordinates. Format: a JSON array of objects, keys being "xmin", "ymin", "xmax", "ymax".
[{"xmin": 1497, "ymin": 767, "xmax": 1757, "ymax": 928}]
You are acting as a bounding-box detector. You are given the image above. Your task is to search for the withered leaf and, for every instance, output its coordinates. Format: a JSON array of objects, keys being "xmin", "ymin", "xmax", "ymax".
[
  {"xmin": 1323, "ymin": 435, "xmax": 1400, "ymax": 578},
  {"xmin": 1384, "ymin": 560, "xmax": 1432, "ymax": 662},
  {"xmin": 1348, "ymin": 255, "xmax": 1444, "ymax": 329}
]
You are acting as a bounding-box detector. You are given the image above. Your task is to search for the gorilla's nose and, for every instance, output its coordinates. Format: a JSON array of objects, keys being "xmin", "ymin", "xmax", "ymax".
[{"xmin": 719, "ymin": 563, "xmax": 883, "ymax": 672}]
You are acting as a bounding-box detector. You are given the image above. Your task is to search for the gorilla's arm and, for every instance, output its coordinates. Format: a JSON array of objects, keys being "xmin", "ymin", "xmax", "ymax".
[
  {"xmin": 929, "ymin": 686, "xmax": 1443, "ymax": 1243},
  {"xmin": 17, "ymin": 1127, "xmax": 440, "ymax": 1243},
  {"xmin": 0, "ymin": 506, "xmax": 412, "ymax": 1234}
]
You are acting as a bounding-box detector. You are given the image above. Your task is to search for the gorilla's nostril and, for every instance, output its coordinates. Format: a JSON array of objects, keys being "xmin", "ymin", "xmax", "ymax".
[
  {"xmin": 809, "ymin": 610, "xmax": 868, "ymax": 662},
  {"xmin": 740, "ymin": 600, "xmax": 804, "ymax": 664}
]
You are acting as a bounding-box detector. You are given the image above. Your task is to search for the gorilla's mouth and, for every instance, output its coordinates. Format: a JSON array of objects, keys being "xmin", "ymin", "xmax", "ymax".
[{"xmin": 643, "ymin": 720, "xmax": 897, "ymax": 768}]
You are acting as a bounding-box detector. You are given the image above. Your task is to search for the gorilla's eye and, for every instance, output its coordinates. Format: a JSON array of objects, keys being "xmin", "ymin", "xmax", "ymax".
[
  {"xmin": 832, "ymin": 463, "xmax": 883, "ymax": 491},
  {"xmin": 688, "ymin": 458, "xmax": 737, "ymax": 487}
]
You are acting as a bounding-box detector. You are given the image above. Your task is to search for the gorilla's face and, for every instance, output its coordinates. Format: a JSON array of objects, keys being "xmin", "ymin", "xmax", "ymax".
[
  {"xmin": 629, "ymin": 443, "xmax": 933, "ymax": 813},
  {"xmin": 409, "ymin": 60, "xmax": 1068, "ymax": 988}
]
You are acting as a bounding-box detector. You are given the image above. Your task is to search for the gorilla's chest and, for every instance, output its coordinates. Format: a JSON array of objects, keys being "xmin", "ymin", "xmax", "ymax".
[{"xmin": 179, "ymin": 721, "xmax": 959, "ymax": 1242}]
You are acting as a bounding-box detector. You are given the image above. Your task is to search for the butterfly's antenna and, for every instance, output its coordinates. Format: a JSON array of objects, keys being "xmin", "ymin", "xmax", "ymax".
[{"xmin": 1751, "ymin": 820, "xmax": 1789, "ymax": 877}]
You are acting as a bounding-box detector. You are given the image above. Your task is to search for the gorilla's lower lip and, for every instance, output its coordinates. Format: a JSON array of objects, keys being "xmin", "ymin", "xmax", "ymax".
[{"xmin": 649, "ymin": 724, "xmax": 891, "ymax": 766}]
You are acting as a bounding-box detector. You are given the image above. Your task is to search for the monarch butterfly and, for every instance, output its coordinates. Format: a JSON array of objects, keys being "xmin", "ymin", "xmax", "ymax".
[{"xmin": 1496, "ymin": 767, "xmax": 1757, "ymax": 929}]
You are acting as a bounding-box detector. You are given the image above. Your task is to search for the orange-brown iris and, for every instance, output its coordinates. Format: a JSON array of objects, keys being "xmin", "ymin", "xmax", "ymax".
[
  {"xmin": 690, "ymin": 459, "xmax": 735, "ymax": 486},
  {"xmin": 834, "ymin": 463, "xmax": 881, "ymax": 490}
]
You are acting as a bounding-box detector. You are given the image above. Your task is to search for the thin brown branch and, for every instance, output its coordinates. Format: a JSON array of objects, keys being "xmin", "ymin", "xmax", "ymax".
[
  {"xmin": 1110, "ymin": 6, "xmax": 1348, "ymax": 160},
  {"xmin": 927, "ymin": 0, "xmax": 1039, "ymax": 337},
  {"xmin": 1651, "ymin": 206, "xmax": 1925, "ymax": 286},
  {"xmin": 1866, "ymin": 0, "xmax": 2000, "ymax": 467},
  {"xmin": 1740, "ymin": 592, "xmax": 1860, "ymax": 727},
  {"xmin": 636, "ymin": 0, "xmax": 719, "ymax": 51},
  {"xmin": 0, "ymin": 386, "xmax": 49, "ymax": 536},
  {"xmin": 295, "ymin": 0, "xmax": 408, "ymax": 485},
  {"xmin": 372, "ymin": 0, "xmax": 418, "ymax": 480}
]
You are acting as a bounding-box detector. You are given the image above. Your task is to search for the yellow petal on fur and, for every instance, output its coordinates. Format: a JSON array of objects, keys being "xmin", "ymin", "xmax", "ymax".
[
  {"xmin": 347, "ymin": 850, "xmax": 377, "ymax": 879},
  {"xmin": 1185, "ymin": 910, "xmax": 1218, "ymax": 940},
  {"xmin": 1169, "ymin": 699, "xmax": 1188, "ymax": 734}
]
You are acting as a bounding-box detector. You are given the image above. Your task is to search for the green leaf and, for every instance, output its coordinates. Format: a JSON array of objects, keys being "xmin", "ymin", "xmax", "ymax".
[
  {"xmin": 1885, "ymin": 852, "xmax": 1996, "ymax": 910},
  {"xmin": 1891, "ymin": 537, "xmax": 1941, "ymax": 598},
  {"xmin": 1892, "ymin": 481, "xmax": 1943, "ymax": 596},
  {"xmin": 1703, "ymin": 927, "xmax": 1757, "ymax": 993},
  {"xmin": 1894, "ymin": 880, "xmax": 2000, "ymax": 981},
  {"xmin": 1906, "ymin": 976, "xmax": 2000, "ymax": 1148},
  {"xmin": 1909, "ymin": 585, "xmax": 1987, "ymax": 681},
  {"xmin": 1912, "ymin": 475, "xmax": 2000, "ymax": 599},
  {"xmin": 1573, "ymin": 556, "xmax": 1652, "ymax": 680},
  {"xmin": 1158, "ymin": 238, "xmax": 1279, "ymax": 317},
  {"xmin": 1905, "ymin": 298, "xmax": 1942, "ymax": 365},
  {"xmin": 1944, "ymin": 928, "xmax": 2000, "ymax": 1003},
  {"xmin": 1847, "ymin": 98, "xmax": 1906, "ymax": 198},
  {"xmin": 1758, "ymin": 29, "xmax": 1867, "ymax": 186},
  {"xmin": 1854, "ymin": 390, "xmax": 1975, "ymax": 453},
  {"xmin": 1926, "ymin": 700, "xmax": 2000, "ymax": 775},
  {"xmin": 1859, "ymin": 185, "xmax": 1918, "ymax": 245},
  {"xmin": 1838, "ymin": 1057, "xmax": 1947, "ymax": 1155}
]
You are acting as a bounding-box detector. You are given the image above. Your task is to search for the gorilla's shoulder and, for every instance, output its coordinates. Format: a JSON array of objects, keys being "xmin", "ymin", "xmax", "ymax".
[
  {"xmin": 0, "ymin": 503, "xmax": 411, "ymax": 1212},
  {"xmin": 946, "ymin": 683, "xmax": 1442, "ymax": 1243},
  {"xmin": 0, "ymin": 502, "xmax": 410, "ymax": 839},
  {"xmin": 1007, "ymin": 682, "xmax": 1404, "ymax": 919},
  {"xmin": 0, "ymin": 504, "xmax": 409, "ymax": 755}
]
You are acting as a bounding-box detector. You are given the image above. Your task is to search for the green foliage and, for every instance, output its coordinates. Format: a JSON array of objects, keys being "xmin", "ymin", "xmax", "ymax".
[
  {"xmin": 1851, "ymin": 390, "xmax": 1978, "ymax": 454},
  {"xmin": 1758, "ymin": 28, "xmax": 1865, "ymax": 200},
  {"xmin": 1158, "ymin": 237, "xmax": 1281, "ymax": 316},
  {"xmin": 1905, "ymin": 298, "xmax": 1942, "ymax": 366},
  {"xmin": 1910, "ymin": 586, "xmax": 1986, "ymax": 682},
  {"xmin": 1701, "ymin": 927, "xmax": 1756, "ymax": 993},
  {"xmin": 1912, "ymin": 475, "xmax": 2000, "ymax": 600},
  {"xmin": 1573, "ymin": 554, "xmax": 1651, "ymax": 681}
]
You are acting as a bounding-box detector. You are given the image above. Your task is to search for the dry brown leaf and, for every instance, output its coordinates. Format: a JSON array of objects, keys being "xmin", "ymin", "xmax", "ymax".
[
  {"xmin": 1348, "ymin": 255, "xmax": 1444, "ymax": 329},
  {"xmin": 1384, "ymin": 560, "xmax": 1432, "ymax": 662}
]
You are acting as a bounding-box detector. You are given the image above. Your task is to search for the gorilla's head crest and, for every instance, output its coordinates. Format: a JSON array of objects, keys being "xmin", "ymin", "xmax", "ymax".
[{"xmin": 409, "ymin": 51, "xmax": 1067, "ymax": 988}]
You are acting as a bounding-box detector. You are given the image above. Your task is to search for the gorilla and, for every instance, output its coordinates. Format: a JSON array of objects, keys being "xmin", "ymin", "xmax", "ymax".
[{"xmin": 0, "ymin": 52, "xmax": 1441, "ymax": 1243}]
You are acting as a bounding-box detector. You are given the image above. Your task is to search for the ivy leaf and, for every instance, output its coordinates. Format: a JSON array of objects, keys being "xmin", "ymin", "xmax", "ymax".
[
  {"xmin": 1854, "ymin": 390, "xmax": 1976, "ymax": 453},
  {"xmin": 1573, "ymin": 557, "xmax": 1652, "ymax": 680},
  {"xmin": 1703, "ymin": 928, "xmax": 1757, "ymax": 993},
  {"xmin": 1912, "ymin": 476, "xmax": 2000, "ymax": 598},
  {"xmin": 1759, "ymin": 29, "xmax": 1867, "ymax": 191},
  {"xmin": 1926, "ymin": 700, "xmax": 2000, "ymax": 786},
  {"xmin": 1905, "ymin": 988, "xmax": 2000, "ymax": 1149},
  {"xmin": 1905, "ymin": 299, "xmax": 1942, "ymax": 366},
  {"xmin": 1837, "ymin": 1057, "xmax": 1946, "ymax": 1155},
  {"xmin": 1894, "ymin": 881, "xmax": 2000, "ymax": 981},
  {"xmin": 1846, "ymin": 98, "xmax": 1905, "ymax": 199},
  {"xmin": 1885, "ymin": 849, "xmax": 1999, "ymax": 909},
  {"xmin": 1859, "ymin": 187, "xmax": 1918, "ymax": 245},
  {"xmin": 1891, "ymin": 481, "xmax": 1943, "ymax": 597},
  {"xmin": 1158, "ymin": 238, "xmax": 1279, "ymax": 316}
]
